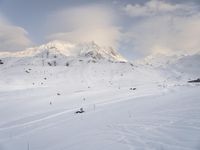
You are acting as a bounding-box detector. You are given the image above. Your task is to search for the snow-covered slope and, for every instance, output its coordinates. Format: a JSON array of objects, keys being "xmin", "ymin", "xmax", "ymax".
[
  {"xmin": 168, "ymin": 54, "xmax": 200, "ymax": 77},
  {"xmin": 0, "ymin": 58, "xmax": 199, "ymax": 150},
  {"xmin": 138, "ymin": 52, "xmax": 200, "ymax": 80}
]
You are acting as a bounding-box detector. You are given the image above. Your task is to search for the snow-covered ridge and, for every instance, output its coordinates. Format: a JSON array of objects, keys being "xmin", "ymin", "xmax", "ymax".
[
  {"xmin": 0, "ymin": 41, "xmax": 127, "ymax": 62},
  {"xmin": 136, "ymin": 52, "xmax": 200, "ymax": 80},
  {"xmin": 138, "ymin": 52, "xmax": 200, "ymax": 68}
]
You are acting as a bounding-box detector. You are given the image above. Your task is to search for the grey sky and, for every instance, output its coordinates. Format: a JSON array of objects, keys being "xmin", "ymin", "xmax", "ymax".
[{"xmin": 0, "ymin": 0, "xmax": 200, "ymax": 59}]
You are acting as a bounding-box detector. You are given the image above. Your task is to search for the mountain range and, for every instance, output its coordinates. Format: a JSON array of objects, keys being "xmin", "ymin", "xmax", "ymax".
[{"xmin": 0, "ymin": 41, "xmax": 126, "ymax": 66}]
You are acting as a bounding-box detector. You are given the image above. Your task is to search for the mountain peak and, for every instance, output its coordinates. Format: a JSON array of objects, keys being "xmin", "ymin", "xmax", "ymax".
[{"xmin": 0, "ymin": 41, "xmax": 127, "ymax": 66}]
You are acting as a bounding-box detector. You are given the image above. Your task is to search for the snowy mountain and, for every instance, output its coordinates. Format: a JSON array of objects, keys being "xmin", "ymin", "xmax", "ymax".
[
  {"xmin": 0, "ymin": 41, "xmax": 126, "ymax": 66},
  {"xmin": 137, "ymin": 52, "xmax": 200, "ymax": 80}
]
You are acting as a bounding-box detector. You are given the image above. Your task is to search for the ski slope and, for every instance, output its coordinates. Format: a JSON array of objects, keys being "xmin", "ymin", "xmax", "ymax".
[
  {"xmin": 0, "ymin": 79, "xmax": 199, "ymax": 150},
  {"xmin": 0, "ymin": 42, "xmax": 199, "ymax": 150}
]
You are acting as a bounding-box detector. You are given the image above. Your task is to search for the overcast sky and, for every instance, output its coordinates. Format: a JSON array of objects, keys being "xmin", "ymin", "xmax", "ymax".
[{"xmin": 0, "ymin": 0, "xmax": 200, "ymax": 59}]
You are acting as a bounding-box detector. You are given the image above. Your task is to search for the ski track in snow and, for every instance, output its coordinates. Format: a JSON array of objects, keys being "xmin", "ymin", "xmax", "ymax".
[
  {"xmin": 0, "ymin": 89, "xmax": 160, "ymax": 132},
  {"xmin": 0, "ymin": 86, "xmax": 200, "ymax": 150}
]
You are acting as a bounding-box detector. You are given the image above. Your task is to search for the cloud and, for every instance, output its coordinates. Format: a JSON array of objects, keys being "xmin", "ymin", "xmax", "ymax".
[
  {"xmin": 45, "ymin": 5, "xmax": 121, "ymax": 48},
  {"xmin": 124, "ymin": 0, "xmax": 197, "ymax": 17},
  {"xmin": 122, "ymin": 0, "xmax": 200, "ymax": 56},
  {"xmin": 0, "ymin": 14, "xmax": 32, "ymax": 51}
]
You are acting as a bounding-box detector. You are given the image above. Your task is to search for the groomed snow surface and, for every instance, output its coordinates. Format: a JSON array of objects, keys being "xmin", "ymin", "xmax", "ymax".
[{"xmin": 0, "ymin": 62, "xmax": 199, "ymax": 150}]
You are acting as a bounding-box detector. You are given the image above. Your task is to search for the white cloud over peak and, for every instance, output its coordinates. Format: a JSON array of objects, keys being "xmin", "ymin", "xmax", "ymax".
[
  {"xmin": 122, "ymin": 0, "xmax": 200, "ymax": 56},
  {"xmin": 124, "ymin": 0, "xmax": 197, "ymax": 17},
  {"xmin": 1, "ymin": 0, "xmax": 199, "ymax": 58},
  {"xmin": 0, "ymin": 14, "xmax": 32, "ymax": 51},
  {"xmin": 46, "ymin": 5, "xmax": 121, "ymax": 48}
]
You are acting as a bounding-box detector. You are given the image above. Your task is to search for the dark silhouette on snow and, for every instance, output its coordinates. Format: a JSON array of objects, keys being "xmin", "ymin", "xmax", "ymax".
[
  {"xmin": 66, "ymin": 62, "xmax": 69, "ymax": 66},
  {"xmin": 188, "ymin": 78, "xmax": 200, "ymax": 83},
  {"xmin": 48, "ymin": 62, "xmax": 52, "ymax": 66},
  {"xmin": 75, "ymin": 108, "xmax": 85, "ymax": 114},
  {"xmin": 0, "ymin": 60, "xmax": 3, "ymax": 64},
  {"xmin": 129, "ymin": 88, "xmax": 136, "ymax": 90}
]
